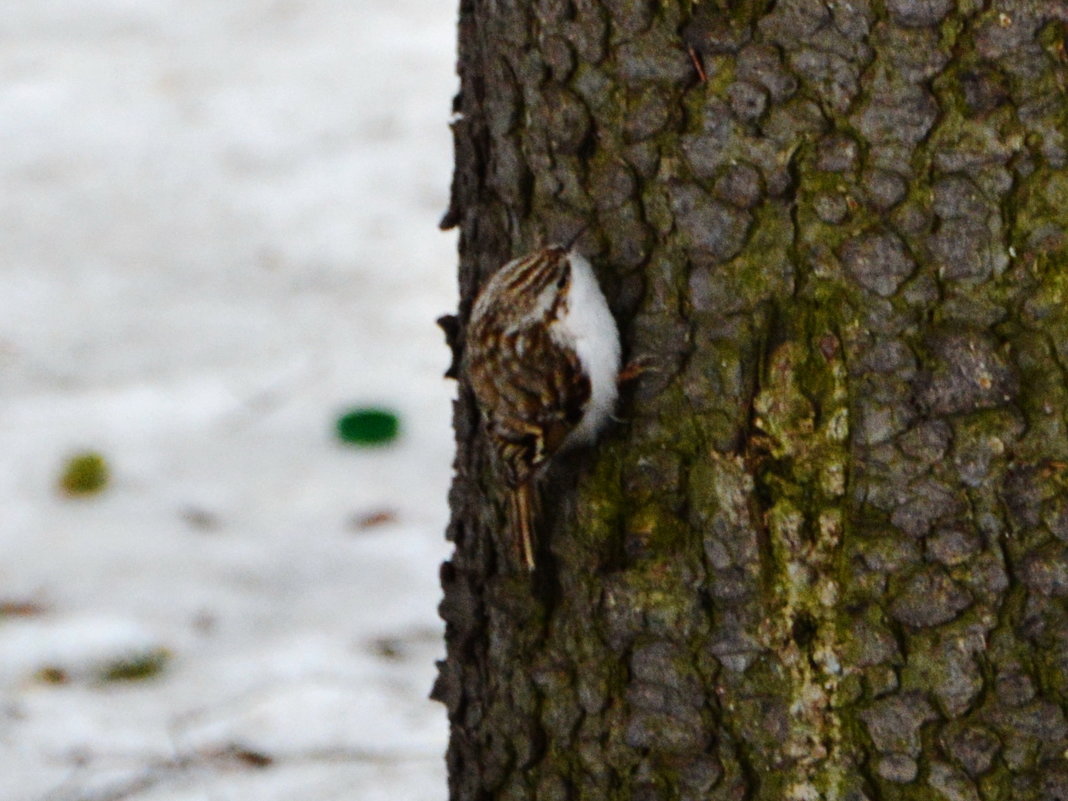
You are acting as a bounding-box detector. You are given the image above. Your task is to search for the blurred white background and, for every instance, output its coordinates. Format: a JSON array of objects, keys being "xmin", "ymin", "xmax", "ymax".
[{"xmin": 0, "ymin": 1, "xmax": 457, "ymax": 798}]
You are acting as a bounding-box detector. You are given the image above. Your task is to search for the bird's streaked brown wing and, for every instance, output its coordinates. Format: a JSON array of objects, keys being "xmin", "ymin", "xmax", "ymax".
[{"xmin": 468, "ymin": 320, "xmax": 590, "ymax": 487}]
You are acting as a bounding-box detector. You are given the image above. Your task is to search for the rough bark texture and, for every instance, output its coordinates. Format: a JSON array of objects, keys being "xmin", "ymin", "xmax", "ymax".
[{"xmin": 435, "ymin": 2, "xmax": 1068, "ymax": 800}]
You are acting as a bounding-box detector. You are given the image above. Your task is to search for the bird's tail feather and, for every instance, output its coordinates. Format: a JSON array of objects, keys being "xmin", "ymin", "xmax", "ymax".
[{"xmin": 509, "ymin": 483, "xmax": 537, "ymax": 571}]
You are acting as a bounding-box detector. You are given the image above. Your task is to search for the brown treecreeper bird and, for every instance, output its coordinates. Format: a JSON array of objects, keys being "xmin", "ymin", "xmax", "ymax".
[{"xmin": 463, "ymin": 246, "xmax": 621, "ymax": 570}]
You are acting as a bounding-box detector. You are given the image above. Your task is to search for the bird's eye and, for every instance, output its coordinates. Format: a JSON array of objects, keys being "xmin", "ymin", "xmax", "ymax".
[{"xmin": 556, "ymin": 271, "xmax": 569, "ymax": 290}]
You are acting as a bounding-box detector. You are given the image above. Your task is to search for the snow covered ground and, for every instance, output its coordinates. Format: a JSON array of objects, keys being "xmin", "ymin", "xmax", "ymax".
[{"xmin": 0, "ymin": 1, "xmax": 457, "ymax": 798}]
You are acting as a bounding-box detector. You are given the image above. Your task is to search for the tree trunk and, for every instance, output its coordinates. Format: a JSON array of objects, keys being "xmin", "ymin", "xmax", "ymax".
[{"xmin": 435, "ymin": 2, "xmax": 1068, "ymax": 799}]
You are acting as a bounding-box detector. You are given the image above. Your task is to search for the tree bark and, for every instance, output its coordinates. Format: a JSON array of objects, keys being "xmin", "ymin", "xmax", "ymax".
[{"xmin": 435, "ymin": 2, "xmax": 1068, "ymax": 800}]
